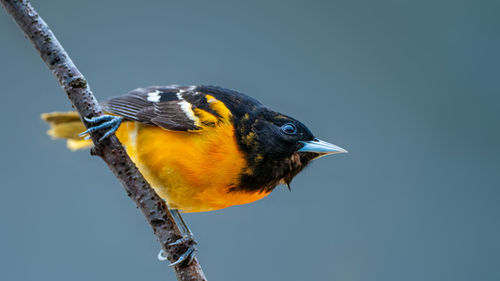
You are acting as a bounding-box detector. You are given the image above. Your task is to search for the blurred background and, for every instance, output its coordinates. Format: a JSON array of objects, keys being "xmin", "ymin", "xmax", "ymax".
[{"xmin": 1, "ymin": 0, "xmax": 499, "ymax": 280}]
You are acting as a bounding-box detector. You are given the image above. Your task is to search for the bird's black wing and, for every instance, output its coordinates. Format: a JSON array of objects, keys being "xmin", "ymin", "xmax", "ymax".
[{"xmin": 102, "ymin": 85, "xmax": 206, "ymax": 131}]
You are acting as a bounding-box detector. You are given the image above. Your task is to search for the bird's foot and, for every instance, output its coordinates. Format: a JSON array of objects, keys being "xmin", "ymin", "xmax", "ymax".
[
  {"xmin": 79, "ymin": 115, "xmax": 123, "ymax": 141},
  {"xmin": 158, "ymin": 233, "xmax": 198, "ymax": 267}
]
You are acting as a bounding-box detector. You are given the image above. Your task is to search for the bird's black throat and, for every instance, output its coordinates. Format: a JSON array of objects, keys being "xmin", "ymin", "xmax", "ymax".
[{"xmin": 233, "ymin": 151, "xmax": 318, "ymax": 193}]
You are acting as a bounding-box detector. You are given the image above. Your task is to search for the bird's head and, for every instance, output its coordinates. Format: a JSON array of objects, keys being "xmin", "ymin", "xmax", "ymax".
[{"xmin": 235, "ymin": 108, "xmax": 347, "ymax": 192}]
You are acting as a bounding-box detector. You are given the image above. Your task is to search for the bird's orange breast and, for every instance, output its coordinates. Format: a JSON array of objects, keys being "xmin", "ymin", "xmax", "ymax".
[{"xmin": 114, "ymin": 107, "xmax": 270, "ymax": 212}]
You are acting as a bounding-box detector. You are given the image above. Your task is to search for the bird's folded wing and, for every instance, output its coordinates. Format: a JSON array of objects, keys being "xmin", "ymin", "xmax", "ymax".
[{"xmin": 102, "ymin": 85, "xmax": 223, "ymax": 132}]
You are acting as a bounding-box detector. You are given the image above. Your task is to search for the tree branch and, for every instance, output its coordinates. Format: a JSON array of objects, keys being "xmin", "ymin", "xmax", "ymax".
[{"xmin": 0, "ymin": 1, "xmax": 207, "ymax": 280}]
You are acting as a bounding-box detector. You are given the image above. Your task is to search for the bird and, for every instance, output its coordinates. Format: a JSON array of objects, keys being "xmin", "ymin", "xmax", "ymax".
[{"xmin": 42, "ymin": 85, "xmax": 347, "ymax": 265}]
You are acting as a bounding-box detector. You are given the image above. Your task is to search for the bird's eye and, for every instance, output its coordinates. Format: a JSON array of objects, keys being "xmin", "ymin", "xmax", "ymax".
[{"xmin": 281, "ymin": 123, "xmax": 297, "ymax": 135}]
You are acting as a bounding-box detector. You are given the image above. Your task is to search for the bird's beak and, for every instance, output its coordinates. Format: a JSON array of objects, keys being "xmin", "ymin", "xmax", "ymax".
[{"xmin": 298, "ymin": 138, "xmax": 347, "ymax": 155}]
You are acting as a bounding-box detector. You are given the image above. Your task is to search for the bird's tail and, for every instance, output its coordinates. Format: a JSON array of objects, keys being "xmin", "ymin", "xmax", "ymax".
[{"xmin": 41, "ymin": 111, "xmax": 93, "ymax": 151}]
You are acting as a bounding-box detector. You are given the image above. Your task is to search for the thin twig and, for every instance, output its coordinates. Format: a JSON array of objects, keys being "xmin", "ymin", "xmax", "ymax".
[{"xmin": 0, "ymin": 1, "xmax": 207, "ymax": 280}]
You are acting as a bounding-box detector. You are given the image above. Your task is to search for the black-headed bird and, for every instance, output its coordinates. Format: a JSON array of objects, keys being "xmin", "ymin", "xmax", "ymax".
[{"xmin": 42, "ymin": 85, "xmax": 346, "ymax": 265}]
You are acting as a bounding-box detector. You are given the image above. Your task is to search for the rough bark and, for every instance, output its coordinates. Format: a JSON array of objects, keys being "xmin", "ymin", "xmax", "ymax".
[{"xmin": 0, "ymin": 1, "xmax": 206, "ymax": 280}]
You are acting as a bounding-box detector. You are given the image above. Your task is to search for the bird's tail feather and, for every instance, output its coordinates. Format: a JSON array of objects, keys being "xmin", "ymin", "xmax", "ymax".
[{"xmin": 41, "ymin": 111, "xmax": 93, "ymax": 150}]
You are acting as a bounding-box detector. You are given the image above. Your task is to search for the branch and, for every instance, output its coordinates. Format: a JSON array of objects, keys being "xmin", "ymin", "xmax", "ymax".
[{"xmin": 0, "ymin": 1, "xmax": 207, "ymax": 280}]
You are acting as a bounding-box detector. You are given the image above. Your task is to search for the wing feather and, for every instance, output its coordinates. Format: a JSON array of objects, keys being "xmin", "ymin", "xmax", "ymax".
[{"xmin": 102, "ymin": 86, "xmax": 209, "ymax": 131}]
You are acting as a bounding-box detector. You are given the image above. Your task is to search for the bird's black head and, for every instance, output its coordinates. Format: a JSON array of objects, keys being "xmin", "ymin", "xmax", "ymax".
[
  {"xmin": 234, "ymin": 108, "xmax": 346, "ymax": 193},
  {"xmin": 250, "ymin": 110, "xmax": 316, "ymax": 158}
]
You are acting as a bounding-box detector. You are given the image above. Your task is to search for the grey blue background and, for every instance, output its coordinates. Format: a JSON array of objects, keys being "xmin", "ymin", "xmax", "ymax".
[{"xmin": 1, "ymin": 0, "xmax": 499, "ymax": 280}]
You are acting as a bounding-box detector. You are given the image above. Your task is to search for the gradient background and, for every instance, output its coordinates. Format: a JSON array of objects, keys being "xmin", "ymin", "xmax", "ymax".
[{"xmin": 1, "ymin": 0, "xmax": 499, "ymax": 280}]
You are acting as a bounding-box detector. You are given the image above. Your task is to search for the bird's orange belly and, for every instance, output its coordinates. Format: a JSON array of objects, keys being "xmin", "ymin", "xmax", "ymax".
[{"xmin": 115, "ymin": 121, "xmax": 270, "ymax": 212}]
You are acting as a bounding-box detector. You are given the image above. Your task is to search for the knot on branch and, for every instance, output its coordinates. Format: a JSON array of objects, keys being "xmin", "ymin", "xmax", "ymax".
[{"xmin": 69, "ymin": 77, "xmax": 87, "ymax": 88}]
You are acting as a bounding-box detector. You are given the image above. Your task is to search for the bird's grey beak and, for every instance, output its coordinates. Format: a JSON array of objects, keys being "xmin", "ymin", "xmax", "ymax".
[{"xmin": 298, "ymin": 138, "xmax": 347, "ymax": 155}]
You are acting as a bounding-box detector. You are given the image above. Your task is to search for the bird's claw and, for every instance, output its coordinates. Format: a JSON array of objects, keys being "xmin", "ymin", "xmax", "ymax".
[
  {"xmin": 158, "ymin": 234, "xmax": 198, "ymax": 267},
  {"xmin": 168, "ymin": 234, "xmax": 197, "ymax": 247},
  {"xmin": 79, "ymin": 115, "xmax": 123, "ymax": 142}
]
